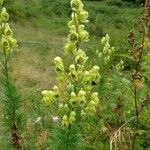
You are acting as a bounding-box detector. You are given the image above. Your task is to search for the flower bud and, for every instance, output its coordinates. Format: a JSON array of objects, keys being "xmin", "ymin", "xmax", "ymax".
[
  {"xmin": 89, "ymin": 100, "xmax": 96, "ymax": 106},
  {"xmin": 70, "ymin": 92, "xmax": 77, "ymax": 105},
  {"xmin": 91, "ymin": 92, "xmax": 99, "ymax": 105},
  {"xmin": 69, "ymin": 115, "xmax": 75, "ymax": 124},
  {"xmin": 63, "ymin": 104, "xmax": 69, "ymax": 112},
  {"xmin": 70, "ymin": 0, "xmax": 83, "ymax": 9},
  {"xmin": 7, "ymin": 37, "xmax": 17, "ymax": 48},
  {"xmin": 98, "ymin": 52, "xmax": 102, "ymax": 58},
  {"xmin": 68, "ymin": 20, "xmax": 74, "ymax": 28},
  {"xmin": 78, "ymin": 9, "xmax": 89, "ymax": 23},
  {"xmin": 69, "ymin": 64, "xmax": 77, "ymax": 78},
  {"xmin": 62, "ymin": 115, "xmax": 69, "ymax": 128},
  {"xmin": 85, "ymin": 105, "xmax": 96, "ymax": 113},
  {"xmin": 54, "ymin": 57, "xmax": 64, "ymax": 72},
  {"xmin": 3, "ymin": 23, "xmax": 12, "ymax": 35},
  {"xmin": 108, "ymin": 49, "xmax": 112, "ymax": 55},
  {"xmin": 101, "ymin": 36, "xmax": 106, "ymax": 44},
  {"xmin": 68, "ymin": 31, "xmax": 79, "ymax": 41},
  {"xmin": 75, "ymin": 49, "xmax": 88, "ymax": 64},
  {"xmin": 69, "ymin": 111, "xmax": 76, "ymax": 124},
  {"xmin": 70, "ymin": 111, "xmax": 76, "ymax": 117},
  {"xmin": 82, "ymin": 71, "xmax": 90, "ymax": 85},
  {"xmin": 78, "ymin": 24, "xmax": 89, "ymax": 41},
  {"xmin": 41, "ymin": 90, "xmax": 55, "ymax": 104},
  {"xmin": 64, "ymin": 41, "xmax": 76, "ymax": 53},
  {"xmin": 81, "ymin": 110, "xmax": 86, "ymax": 117},
  {"xmin": 1, "ymin": 7, "xmax": 9, "ymax": 22},
  {"xmin": 89, "ymin": 66, "xmax": 100, "ymax": 85},
  {"xmin": 78, "ymin": 90, "xmax": 86, "ymax": 105},
  {"xmin": 1, "ymin": 37, "xmax": 10, "ymax": 53},
  {"xmin": 62, "ymin": 115, "xmax": 68, "ymax": 121},
  {"xmin": 92, "ymin": 66, "xmax": 99, "ymax": 72}
]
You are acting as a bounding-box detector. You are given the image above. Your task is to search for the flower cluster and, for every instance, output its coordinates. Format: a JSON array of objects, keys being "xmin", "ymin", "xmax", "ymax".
[
  {"xmin": 0, "ymin": 3, "xmax": 17, "ymax": 56},
  {"xmin": 42, "ymin": 0, "xmax": 100, "ymax": 128},
  {"xmin": 41, "ymin": 86, "xmax": 59, "ymax": 105},
  {"xmin": 96, "ymin": 34, "xmax": 114, "ymax": 65}
]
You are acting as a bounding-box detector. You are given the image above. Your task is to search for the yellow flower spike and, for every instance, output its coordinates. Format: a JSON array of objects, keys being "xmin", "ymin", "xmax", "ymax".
[
  {"xmin": 1, "ymin": 7, "xmax": 9, "ymax": 22},
  {"xmin": 75, "ymin": 49, "xmax": 88, "ymax": 64},
  {"xmin": 54, "ymin": 56, "xmax": 64, "ymax": 72},
  {"xmin": 91, "ymin": 92, "xmax": 99, "ymax": 105}
]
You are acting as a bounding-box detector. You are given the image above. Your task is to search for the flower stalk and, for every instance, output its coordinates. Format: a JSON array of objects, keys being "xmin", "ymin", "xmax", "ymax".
[
  {"xmin": 41, "ymin": 0, "xmax": 100, "ymax": 149},
  {"xmin": 0, "ymin": 1, "xmax": 22, "ymax": 149}
]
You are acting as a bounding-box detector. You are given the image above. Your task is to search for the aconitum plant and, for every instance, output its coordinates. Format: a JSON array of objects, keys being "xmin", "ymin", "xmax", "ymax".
[
  {"xmin": 41, "ymin": 0, "xmax": 100, "ymax": 149},
  {"xmin": 0, "ymin": 0, "xmax": 22, "ymax": 149}
]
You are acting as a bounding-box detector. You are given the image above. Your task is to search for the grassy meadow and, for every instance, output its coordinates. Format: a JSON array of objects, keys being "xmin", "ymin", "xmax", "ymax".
[{"xmin": 0, "ymin": 0, "xmax": 149, "ymax": 149}]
